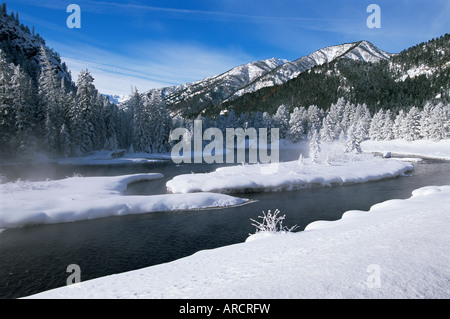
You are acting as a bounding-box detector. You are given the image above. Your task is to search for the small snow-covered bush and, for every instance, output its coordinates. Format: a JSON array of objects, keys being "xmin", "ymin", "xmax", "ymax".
[{"xmin": 250, "ymin": 209, "xmax": 299, "ymax": 234}]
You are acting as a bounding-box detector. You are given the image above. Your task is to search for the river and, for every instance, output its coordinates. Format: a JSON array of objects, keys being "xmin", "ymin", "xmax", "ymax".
[{"xmin": 1, "ymin": 156, "xmax": 450, "ymax": 299}]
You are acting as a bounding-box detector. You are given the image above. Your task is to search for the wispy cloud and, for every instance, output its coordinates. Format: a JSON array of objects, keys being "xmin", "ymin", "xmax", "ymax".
[
  {"xmin": 14, "ymin": 0, "xmax": 347, "ymax": 26},
  {"xmin": 57, "ymin": 40, "xmax": 253, "ymax": 96}
]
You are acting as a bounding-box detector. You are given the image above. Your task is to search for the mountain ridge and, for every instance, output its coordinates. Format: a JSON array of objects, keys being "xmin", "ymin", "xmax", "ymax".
[
  {"xmin": 225, "ymin": 40, "xmax": 392, "ymax": 103},
  {"xmin": 135, "ymin": 40, "xmax": 392, "ymax": 118}
]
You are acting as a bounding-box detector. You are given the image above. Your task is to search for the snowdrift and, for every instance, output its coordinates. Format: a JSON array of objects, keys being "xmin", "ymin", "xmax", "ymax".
[
  {"xmin": 0, "ymin": 173, "xmax": 248, "ymax": 230},
  {"xmin": 166, "ymin": 156, "xmax": 414, "ymax": 194},
  {"xmin": 361, "ymin": 139, "xmax": 450, "ymax": 160}
]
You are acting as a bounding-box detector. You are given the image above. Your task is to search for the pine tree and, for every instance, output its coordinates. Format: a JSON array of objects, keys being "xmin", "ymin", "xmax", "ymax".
[
  {"xmin": 38, "ymin": 46, "xmax": 65, "ymax": 155},
  {"xmin": 59, "ymin": 123, "xmax": 71, "ymax": 157},
  {"xmin": 0, "ymin": 49, "xmax": 15, "ymax": 157},
  {"xmin": 306, "ymin": 104, "xmax": 322, "ymax": 133},
  {"xmin": 147, "ymin": 91, "xmax": 171, "ymax": 153},
  {"xmin": 130, "ymin": 87, "xmax": 151, "ymax": 153},
  {"xmin": 326, "ymin": 98, "xmax": 345, "ymax": 138},
  {"xmin": 11, "ymin": 65, "xmax": 36, "ymax": 158},
  {"xmin": 369, "ymin": 109, "xmax": 384, "ymax": 141},
  {"xmin": 404, "ymin": 106, "xmax": 421, "ymax": 141},
  {"xmin": 262, "ymin": 111, "xmax": 273, "ymax": 141},
  {"xmin": 346, "ymin": 123, "xmax": 362, "ymax": 153},
  {"xmin": 320, "ymin": 115, "xmax": 334, "ymax": 142},
  {"xmin": 354, "ymin": 103, "xmax": 371, "ymax": 141},
  {"xmin": 272, "ymin": 104, "xmax": 290, "ymax": 139},
  {"xmin": 393, "ymin": 110, "xmax": 406, "ymax": 140},
  {"xmin": 382, "ymin": 109, "xmax": 394, "ymax": 140},
  {"xmin": 72, "ymin": 69, "xmax": 98, "ymax": 155},
  {"xmin": 288, "ymin": 106, "xmax": 307, "ymax": 142},
  {"xmin": 342, "ymin": 100, "xmax": 356, "ymax": 134},
  {"xmin": 309, "ymin": 129, "xmax": 321, "ymax": 164},
  {"xmin": 420, "ymin": 102, "xmax": 434, "ymax": 139},
  {"xmin": 428, "ymin": 103, "xmax": 446, "ymax": 141}
]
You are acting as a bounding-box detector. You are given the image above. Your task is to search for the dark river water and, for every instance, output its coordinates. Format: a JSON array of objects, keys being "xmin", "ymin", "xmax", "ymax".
[{"xmin": 1, "ymin": 155, "xmax": 450, "ymax": 299}]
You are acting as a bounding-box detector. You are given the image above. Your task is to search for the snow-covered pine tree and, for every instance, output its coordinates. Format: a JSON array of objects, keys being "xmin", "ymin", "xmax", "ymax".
[
  {"xmin": 354, "ymin": 103, "xmax": 371, "ymax": 135},
  {"xmin": 102, "ymin": 96, "xmax": 121, "ymax": 151},
  {"xmin": 72, "ymin": 69, "xmax": 98, "ymax": 155},
  {"xmin": 272, "ymin": 104, "xmax": 290, "ymax": 139},
  {"xmin": 346, "ymin": 123, "xmax": 362, "ymax": 153},
  {"xmin": 38, "ymin": 46, "xmax": 66, "ymax": 155},
  {"xmin": 420, "ymin": 102, "xmax": 434, "ymax": 140},
  {"xmin": 382, "ymin": 109, "xmax": 394, "ymax": 140},
  {"xmin": 11, "ymin": 65, "xmax": 36, "ymax": 158},
  {"xmin": 404, "ymin": 106, "xmax": 421, "ymax": 141},
  {"xmin": 306, "ymin": 104, "xmax": 322, "ymax": 133},
  {"xmin": 148, "ymin": 95, "xmax": 171, "ymax": 153},
  {"xmin": 262, "ymin": 111, "xmax": 272, "ymax": 129},
  {"xmin": 0, "ymin": 49, "xmax": 15, "ymax": 157},
  {"xmin": 130, "ymin": 87, "xmax": 151, "ymax": 153},
  {"xmin": 59, "ymin": 123, "xmax": 71, "ymax": 157},
  {"xmin": 309, "ymin": 128, "xmax": 321, "ymax": 164},
  {"xmin": 261, "ymin": 111, "xmax": 273, "ymax": 141},
  {"xmin": 320, "ymin": 114, "xmax": 336, "ymax": 142},
  {"xmin": 342, "ymin": 100, "xmax": 356, "ymax": 134},
  {"xmin": 427, "ymin": 103, "xmax": 447, "ymax": 141},
  {"xmin": 91, "ymin": 92, "xmax": 108, "ymax": 151},
  {"xmin": 444, "ymin": 103, "xmax": 450, "ymax": 138},
  {"xmin": 369, "ymin": 109, "xmax": 384, "ymax": 141},
  {"xmin": 392, "ymin": 109, "xmax": 406, "ymax": 140},
  {"xmin": 288, "ymin": 106, "xmax": 307, "ymax": 142},
  {"xmin": 325, "ymin": 98, "xmax": 345, "ymax": 138}
]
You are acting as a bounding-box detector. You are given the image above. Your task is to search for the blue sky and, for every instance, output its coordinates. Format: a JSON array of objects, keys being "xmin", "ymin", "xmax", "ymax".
[{"xmin": 8, "ymin": 0, "xmax": 450, "ymax": 96}]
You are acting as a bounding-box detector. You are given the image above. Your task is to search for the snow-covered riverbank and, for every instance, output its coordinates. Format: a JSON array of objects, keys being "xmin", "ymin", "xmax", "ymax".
[
  {"xmin": 0, "ymin": 173, "xmax": 248, "ymax": 230},
  {"xmin": 361, "ymin": 139, "xmax": 450, "ymax": 160},
  {"xmin": 167, "ymin": 154, "xmax": 414, "ymax": 194},
  {"xmin": 26, "ymin": 184, "xmax": 450, "ymax": 299}
]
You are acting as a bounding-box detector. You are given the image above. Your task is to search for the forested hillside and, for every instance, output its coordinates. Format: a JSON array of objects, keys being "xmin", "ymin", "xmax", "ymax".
[
  {"xmin": 0, "ymin": 4, "xmax": 167, "ymax": 160},
  {"xmin": 222, "ymin": 34, "xmax": 450, "ymax": 116}
]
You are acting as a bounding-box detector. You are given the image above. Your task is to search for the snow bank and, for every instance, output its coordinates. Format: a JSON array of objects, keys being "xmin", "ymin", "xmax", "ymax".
[
  {"xmin": 361, "ymin": 139, "xmax": 450, "ymax": 160},
  {"xmin": 0, "ymin": 174, "xmax": 248, "ymax": 230},
  {"xmin": 26, "ymin": 184, "xmax": 450, "ymax": 299},
  {"xmin": 166, "ymin": 155, "xmax": 414, "ymax": 194}
]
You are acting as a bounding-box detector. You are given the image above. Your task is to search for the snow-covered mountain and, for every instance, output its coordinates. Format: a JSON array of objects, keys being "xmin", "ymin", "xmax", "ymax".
[
  {"xmin": 139, "ymin": 40, "xmax": 391, "ymax": 117},
  {"xmin": 226, "ymin": 41, "xmax": 392, "ymax": 102},
  {"xmin": 139, "ymin": 57, "xmax": 288, "ymax": 117},
  {"xmin": 223, "ymin": 34, "xmax": 449, "ymax": 115}
]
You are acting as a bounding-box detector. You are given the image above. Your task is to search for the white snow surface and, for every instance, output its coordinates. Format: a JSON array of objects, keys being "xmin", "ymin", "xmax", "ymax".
[
  {"xmin": 0, "ymin": 173, "xmax": 248, "ymax": 230},
  {"xmin": 166, "ymin": 155, "xmax": 414, "ymax": 194},
  {"xmin": 26, "ymin": 184, "xmax": 450, "ymax": 299},
  {"xmin": 362, "ymin": 139, "xmax": 450, "ymax": 160}
]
